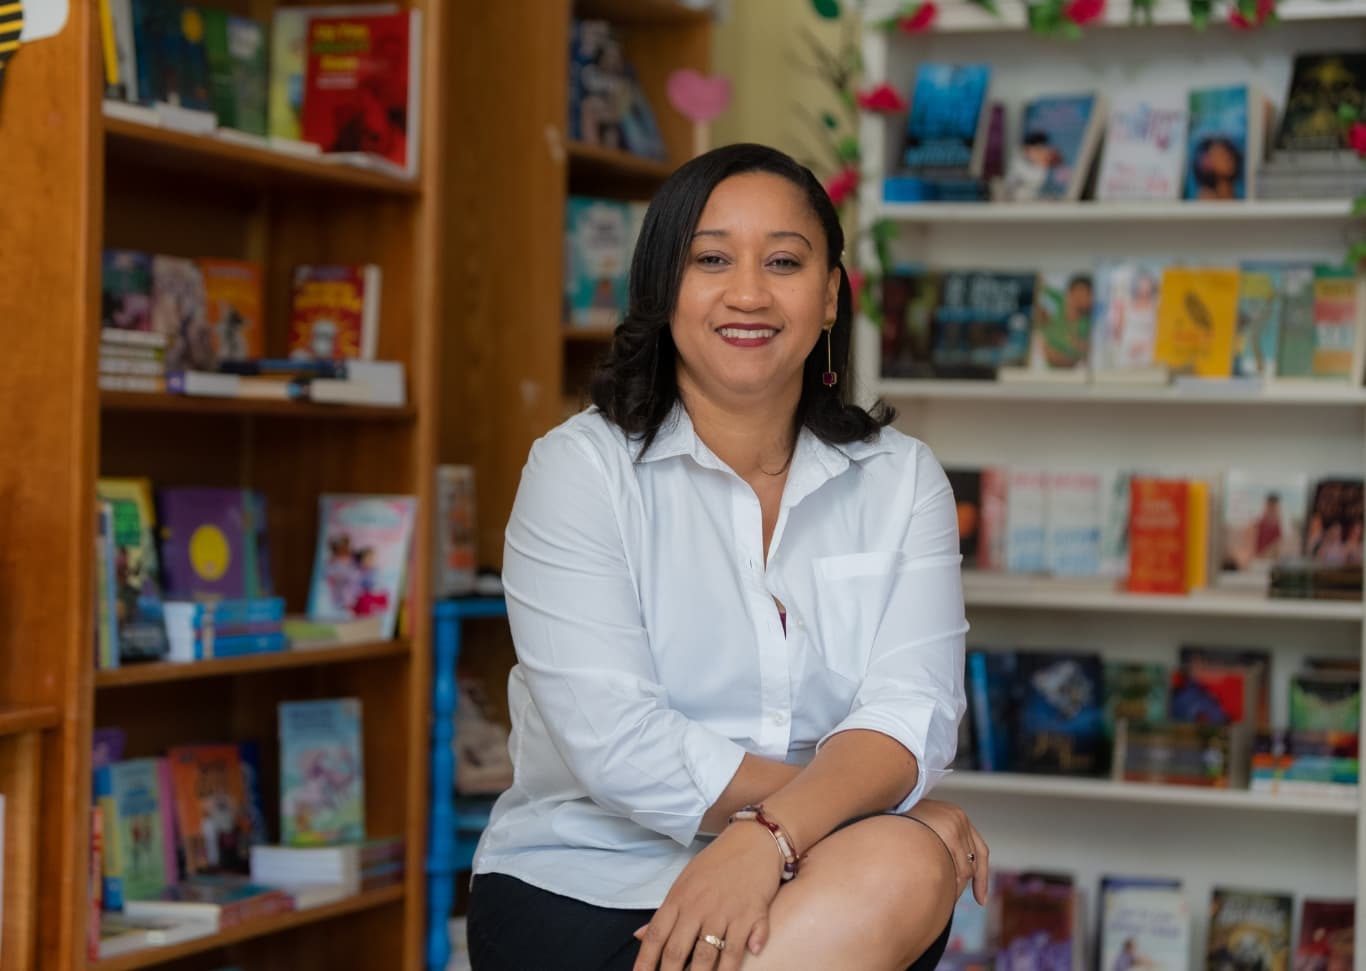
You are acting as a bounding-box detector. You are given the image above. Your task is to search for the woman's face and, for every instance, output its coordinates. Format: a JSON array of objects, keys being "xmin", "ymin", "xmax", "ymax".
[{"xmin": 671, "ymin": 172, "xmax": 839, "ymax": 409}]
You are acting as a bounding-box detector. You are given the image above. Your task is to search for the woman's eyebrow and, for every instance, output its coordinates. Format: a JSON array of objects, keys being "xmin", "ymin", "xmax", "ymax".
[{"xmin": 691, "ymin": 229, "xmax": 814, "ymax": 250}]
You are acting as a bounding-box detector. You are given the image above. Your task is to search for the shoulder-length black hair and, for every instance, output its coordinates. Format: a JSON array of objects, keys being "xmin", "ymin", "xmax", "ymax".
[{"xmin": 589, "ymin": 142, "xmax": 895, "ymax": 457}]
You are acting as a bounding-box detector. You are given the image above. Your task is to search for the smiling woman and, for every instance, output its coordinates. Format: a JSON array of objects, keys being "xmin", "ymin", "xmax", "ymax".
[{"xmin": 464, "ymin": 144, "xmax": 986, "ymax": 971}]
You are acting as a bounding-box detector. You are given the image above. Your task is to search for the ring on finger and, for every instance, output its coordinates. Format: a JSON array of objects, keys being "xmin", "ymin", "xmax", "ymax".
[
  {"xmin": 699, "ymin": 933, "xmax": 726, "ymax": 952},
  {"xmin": 967, "ymin": 851, "xmax": 976, "ymax": 864}
]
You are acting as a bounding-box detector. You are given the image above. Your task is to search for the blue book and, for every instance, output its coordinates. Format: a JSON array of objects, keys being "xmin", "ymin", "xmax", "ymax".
[
  {"xmin": 967, "ymin": 649, "xmax": 1017, "ymax": 772},
  {"xmin": 1013, "ymin": 651, "xmax": 1107, "ymax": 776},
  {"xmin": 1007, "ymin": 93, "xmax": 1104, "ymax": 201},
  {"xmin": 901, "ymin": 63, "xmax": 991, "ymax": 175},
  {"xmin": 279, "ymin": 698, "xmax": 365, "ymax": 845},
  {"xmin": 930, "ymin": 272, "xmax": 1035, "ymax": 379},
  {"xmin": 1185, "ymin": 85, "xmax": 1263, "ymax": 201},
  {"xmin": 565, "ymin": 196, "xmax": 632, "ymax": 329}
]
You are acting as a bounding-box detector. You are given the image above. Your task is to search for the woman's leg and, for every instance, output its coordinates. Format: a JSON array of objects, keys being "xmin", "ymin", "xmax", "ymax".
[{"xmin": 739, "ymin": 815, "xmax": 958, "ymax": 971}]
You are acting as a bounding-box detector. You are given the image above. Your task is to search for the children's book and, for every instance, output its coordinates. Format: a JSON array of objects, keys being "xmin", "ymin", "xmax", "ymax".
[
  {"xmin": 1208, "ymin": 889, "xmax": 1293, "ymax": 971},
  {"xmin": 1276, "ymin": 52, "xmax": 1366, "ymax": 152},
  {"xmin": 1091, "ymin": 262, "xmax": 1165, "ymax": 374},
  {"xmin": 930, "ymin": 271, "xmax": 1035, "ymax": 379},
  {"xmin": 95, "ymin": 758, "xmax": 176, "ymax": 907},
  {"xmin": 151, "ymin": 254, "xmax": 211, "ymax": 373},
  {"xmin": 96, "ymin": 477, "xmax": 168, "ymax": 662},
  {"xmin": 1179, "ymin": 645, "xmax": 1272, "ymax": 729},
  {"xmin": 1013, "ymin": 651, "xmax": 1107, "ymax": 776},
  {"xmin": 900, "ymin": 63, "xmax": 993, "ymax": 176},
  {"xmin": 1221, "ymin": 470, "xmax": 1309, "ymax": 584},
  {"xmin": 1309, "ymin": 266, "xmax": 1361, "ymax": 381},
  {"xmin": 565, "ymin": 196, "xmax": 632, "ymax": 330},
  {"xmin": 198, "ymin": 259, "xmax": 264, "ymax": 363},
  {"xmin": 202, "ymin": 10, "xmax": 266, "ymax": 135},
  {"xmin": 1305, "ymin": 477, "xmax": 1364, "ymax": 567},
  {"xmin": 279, "ymin": 698, "xmax": 366, "ymax": 845},
  {"xmin": 1095, "ymin": 88, "xmax": 1188, "ymax": 202},
  {"xmin": 1152, "ymin": 266, "xmax": 1240, "ymax": 378},
  {"xmin": 1006, "ymin": 93, "xmax": 1105, "ymax": 202},
  {"xmin": 1025, "ymin": 270, "xmax": 1092, "ymax": 373},
  {"xmin": 1103, "ymin": 662, "xmax": 1169, "ymax": 738},
  {"xmin": 287, "ymin": 264, "xmax": 382, "ymax": 361},
  {"xmin": 101, "ymin": 249, "xmax": 153, "ymax": 335},
  {"xmin": 435, "ymin": 464, "xmax": 478, "ymax": 597},
  {"xmin": 1290, "ymin": 673, "xmax": 1361, "ymax": 734},
  {"xmin": 166, "ymin": 744, "xmax": 255, "ymax": 875},
  {"xmin": 301, "ymin": 9, "xmax": 421, "ymax": 173},
  {"xmin": 131, "ymin": 0, "xmax": 211, "ymax": 110},
  {"xmin": 1295, "ymin": 899, "xmax": 1355, "ymax": 971},
  {"xmin": 1272, "ymin": 264, "xmax": 1320, "ymax": 379},
  {"xmin": 997, "ymin": 871, "xmax": 1077, "ymax": 971},
  {"xmin": 1233, "ymin": 262, "xmax": 1284, "ymax": 378},
  {"xmin": 1185, "ymin": 85, "xmax": 1268, "ymax": 201},
  {"xmin": 306, "ymin": 494, "xmax": 417, "ymax": 640},
  {"xmin": 158, "ymin": 487, "xmax": 272, "ymax": 601},
  {"xmin": 1099, "ymin": 877, "xmax": 1190, "ymax": 971}
]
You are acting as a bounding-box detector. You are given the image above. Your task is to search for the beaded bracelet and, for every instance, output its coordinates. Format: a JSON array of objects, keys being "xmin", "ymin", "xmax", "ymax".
[{"xmin": 728, "ymin": 804, "xmax": 801, "ymax": 881}]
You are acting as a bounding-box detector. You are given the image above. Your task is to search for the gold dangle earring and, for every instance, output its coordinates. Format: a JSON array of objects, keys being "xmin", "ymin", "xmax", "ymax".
[{"xmin": 821, "ymin": 321, "xmax": 838, "ymax": 388}]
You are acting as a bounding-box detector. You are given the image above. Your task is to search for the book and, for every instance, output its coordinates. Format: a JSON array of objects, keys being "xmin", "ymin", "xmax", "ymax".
[
  {"xmin": 948, "ymin": 469, "xmax": 984, "ymax": 568},
  {"xmin": 1099, "ymin": 877, "xmax": 1190, "ymax": 971},
  {"xmin": 1295, "ymin": 899, "xmax": 1354, "ymax": 971},
  {"xmin": 1114, "ymin": 719, "xmax": 1251, "ymax": 786},
  {"xmin": 250, "ymin": 835, "xmax": 403, "ymax": 887},
  {"xmin": 1185, "ymin": 85, "xmax": 1268, "ymax": 201},
  {"xmin": 435, "ymin": 464, "xmax": 478, "ymax": 597},
  {"xmin": 1127, "ymin": 477, "xmax": 1189, "ymax": 594},
  {"xmin": 287, "ymin": 264, "xmax": 382, "ymax": 361},
  {"xmin": 101, "ymin": 249, "xmax": 153, "ymax": 335},
  {"xmin": 1220, "ymin": 470, "xmax": 1309, "ymax": 584},
  {"xmin": 131, "ymin": 0, "xmax": 211, "ymax": 110},
  {"xmin": 1290, "ymin": 673, "xmax": 1361, "ymax": 734},
  {"xmin": 899, "ymin": 63, "xmax": 992, "ymax": 177},
  {"xmin": 124, "ymin": 874, "xmax": 294, "ymax": 930},
  {"xmin": 96, "ymin": 477, "xmax": 168, "ymax": 662},
  {"xmin": 1307, "ymin": 266, "xmax": 1361, "ymax": 382},
  {"xmin": 198, "ymin": 258, "xmax": 264, "ymax": 363},
  {"xmin": 1006, "ymin": 468, "xmax": 1048, "ymax": 574},
  {"xmin": 879, "ymin": 270, "xmax": 939, "ymax": 379},
  {"xmin": 1306, "ymin": 478, "xmax": 1364, "ymax": 567},
  {"xmin": 1100, "ymin": 470, "xmax": 1135, "ymax": 579},
  {"xmin": 166, "ymin": 744, "xmax": 255, "ymax": 875},
  {"xmin": 1095, "ymin": 88, "xmax": 1188, "ymax": 202},
  {"xmin": 1025, "ymin": 271, "xmax": 1093, "ymax": 374},
  {"xmin": 1276, "ymin": 53, "xmax": 1366, "ymax": 152},
  {"xmin": 1233, "ymin": 262, "xmax": 1284, "ymax": 378},
  {"xmin": 1091, "ymin": 262, "xmax": 1165, "ymax": 374},
  {"xmin": 967, "ymin": 649, "xmax": 1016, "ymax": 772},
  {"xmin": 930, "ymin": 271, "xmax": 1035, "ymax": 379},
  {"xmin": 1152, "ymin": 267, "xmax": 1240, "ymax": 378},
  {"xmin": 202, "ymin": 10, "xmax": 266, "ymax": 135},
  {"xmin": 1271, "ymin": 264, "xmax": 1320, "ymax": 380},
  {"xmin": 306, "ymin": 494, "xmax": 416, "ymax": 640},
  {"xmin": 1013, "ymin": 651, "xmax": 1107, "ymax": 776},
  {"xmin": 1208, "ymin": 888, "xmax": 1293, "ymax": 971},
  {"xmin": 279, "ymin": 698, "xmax": 366, "ymax": 845},
  {"xmin": 97, "ymin": 912, "xmax": 215, "ymax": 959},
  {"xmin": 1103, "ymin": 662, "xmax": 1169, "ymax": 738},
  {"xmin": 1005, "ymin": 93, "xmax": 1105, "ymax": 202},
  {"xmin": 568, "ymin": 20, "xmax": 665, "ymax": 160},
  {"xmin": 1045, "ymin": 471, "xmax": 1102, "ymax": 577},
  {"xmin": 151, "ymin": 254, "xmax": 212, "ymax": 373},
  {"xmin": 158, "ymin": 487, "xmax": 273, "ymax": 601},
  {"xmin": 104, "ymin": 0, "xmax": 138, "ymax": 103},
  {"xmin": 997, "ymin": 871, "xmax": 1077, "ymax": 971},
  {"xmin": 565, "ymin": 196, "xmax": 632, "ymax": 330},
  {"xmin": 301, "ymin": 9, "xmax": 421, "ymax": 174},
  {"xmin": 95, "ymin": 758, "xmax": 176, "ymax": 906}
]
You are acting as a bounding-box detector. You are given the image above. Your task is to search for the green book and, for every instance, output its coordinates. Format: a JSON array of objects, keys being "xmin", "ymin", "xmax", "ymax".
[
  {"xmin": 203, "ymin": 9, "xmax": 267, "ymax": 135},
  {"xmin": 1275, "ymin": 264, "xmax": 1320, "ymax": 378},
  {"xmin": 104, "ymin": 759, "xmax": 174, "ymax": 903}
]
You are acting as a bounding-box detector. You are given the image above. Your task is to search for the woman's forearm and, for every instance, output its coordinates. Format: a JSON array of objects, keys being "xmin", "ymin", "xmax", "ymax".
[{"xmin": 699, "ymin": 752, "xmax": 802, "ymax": 834}]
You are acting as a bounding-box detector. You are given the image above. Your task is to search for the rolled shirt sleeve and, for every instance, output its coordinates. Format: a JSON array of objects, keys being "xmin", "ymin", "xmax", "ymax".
[
  {"xmin": 817, "ymin": 446, "xmax": 969, "ymax": 812},
  {"xmin": 503, "ymin": 430, "xmax": 747, "ymax": 846}
]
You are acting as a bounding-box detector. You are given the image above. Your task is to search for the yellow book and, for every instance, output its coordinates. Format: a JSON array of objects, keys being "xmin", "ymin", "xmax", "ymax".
[
  {"xmin": 1186, "ymin": 479, "xmax": 1210, "ymax": 591},
  {"xmin": 1154, "ymin": 267, "xmax": 1240, "ymax": 378},
  {"xmin": 98, "ymin": 0, "xmax": 119, "ymax": 90}
]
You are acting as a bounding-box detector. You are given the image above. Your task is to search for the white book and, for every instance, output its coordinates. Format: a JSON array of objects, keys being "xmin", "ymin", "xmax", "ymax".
[
  {"xmin": 1006, "ymin": 468, "xmax": 1048, "ymax": 573},
  {"xmin": 1091, "ymin": 262, "xmax": 1168, "ymax": 376},
  {"xmin": 1046, "ymin": 471, "xmax": 1103, "ymax": 577},
  {"xmin": 1219, "ymin": 469, "xmax": 1309, "ymax": 587},
  {"xmin": 1095, "ymin": 88, "xmax": 1188, "ymax": 203},
  {"xmin": 107, "ymin": 0, "xmax": 138, "ymax": 103},
  {"xmin": 1098, "ymin": 882, "xmax": 1191, "ymax": 971}
]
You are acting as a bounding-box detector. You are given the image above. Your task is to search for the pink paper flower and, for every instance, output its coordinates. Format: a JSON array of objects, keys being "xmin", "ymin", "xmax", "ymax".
[
  {"xmin": 856, "ymin": 83, "xmax": 908, "ymax": 113},
  {"xmin": 1349, "ymin": 121, "xmax": 1366, "ymax": 158},
  {"xmin": 896, "ymin": 2, "xmax": 937, "ymax": 33},
  {"xmin": 1063, "ymin": 0, "xmax": 1105, "ymax": 24},
  {"xmin": 825, "ymin": 167, "xmax": 859, "ymax": 206},
  {"xmin": 1229, "ymin": 0, "xmax": 1275, "ymax": 27}
]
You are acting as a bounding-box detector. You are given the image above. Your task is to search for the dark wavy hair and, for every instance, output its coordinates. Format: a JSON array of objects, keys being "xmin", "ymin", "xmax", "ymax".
[{"xmin": 589, "ymin": 142, "xmax": 895, "ymax": 458}]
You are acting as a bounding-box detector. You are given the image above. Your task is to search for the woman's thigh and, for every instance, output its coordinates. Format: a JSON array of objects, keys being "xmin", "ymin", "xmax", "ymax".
[{"xmin": 467, "ymin": 872, "xmax": 651, "ymax": 971}]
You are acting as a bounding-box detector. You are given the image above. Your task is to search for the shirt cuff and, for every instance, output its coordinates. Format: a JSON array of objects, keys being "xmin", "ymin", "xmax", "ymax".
[
  {"xmin": 816, "ymin": 703, "xmax": 937, "ymax": 814},
  {"xmin": 630, "ymin": 723, "xmax": 747, "ymax": 848}
]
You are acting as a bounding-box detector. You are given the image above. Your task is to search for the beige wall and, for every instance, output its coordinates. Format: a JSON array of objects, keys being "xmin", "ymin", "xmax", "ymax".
[{"xmin": 711, "ymin": 0, "xmax": 851, "ymax": 165}]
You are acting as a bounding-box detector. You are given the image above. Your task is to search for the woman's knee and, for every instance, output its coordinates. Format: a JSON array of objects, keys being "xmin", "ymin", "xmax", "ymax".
[{"xmin": 808, "ymin": 815, "xmax": 958, "ymax": 915}]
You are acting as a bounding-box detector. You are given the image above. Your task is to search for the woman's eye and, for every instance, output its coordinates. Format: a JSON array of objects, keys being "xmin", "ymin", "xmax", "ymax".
[
  {"xmin": 768, "ymin": 257, "xmax": 802, "ymax": 270},
  {"xmin": 695, "ymin": 254, "xmax": 729, "ymax": 267}
]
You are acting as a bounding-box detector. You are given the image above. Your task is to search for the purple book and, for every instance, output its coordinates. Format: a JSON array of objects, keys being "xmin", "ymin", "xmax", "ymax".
[{"xmin": 158, "ymin": 488, "xmax": 271, "ymax": 600}]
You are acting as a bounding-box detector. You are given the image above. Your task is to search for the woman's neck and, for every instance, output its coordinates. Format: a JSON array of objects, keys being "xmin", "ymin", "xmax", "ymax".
[{"xmin": 678, "ymin": 381, "xmax": 800, "ymax": 481}]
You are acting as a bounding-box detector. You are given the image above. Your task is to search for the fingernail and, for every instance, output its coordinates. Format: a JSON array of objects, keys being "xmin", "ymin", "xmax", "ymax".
[{"xmin": 751, "ymin": 941, "xmax": 762, "ymax": 955}]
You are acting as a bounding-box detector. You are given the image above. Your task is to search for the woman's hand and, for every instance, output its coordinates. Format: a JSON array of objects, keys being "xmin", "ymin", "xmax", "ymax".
[
  {"xmin": 633, "ymin": 821, "xmax": 783, "ymax": 971},
  {"xmin": 905, "ymin": 798, "xmax": 989, "ymax": 904}
]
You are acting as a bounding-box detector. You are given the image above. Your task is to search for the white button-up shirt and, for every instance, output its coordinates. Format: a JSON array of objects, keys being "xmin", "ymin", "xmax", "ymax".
[{"xmin": 472, "ymin": 405, "xmax": 968, "ymax": 909}]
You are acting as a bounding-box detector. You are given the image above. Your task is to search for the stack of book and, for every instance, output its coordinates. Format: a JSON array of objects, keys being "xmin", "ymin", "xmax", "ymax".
[{"xmin": 249, "ymin": 835, "xmax": 405, "ymax": 908}]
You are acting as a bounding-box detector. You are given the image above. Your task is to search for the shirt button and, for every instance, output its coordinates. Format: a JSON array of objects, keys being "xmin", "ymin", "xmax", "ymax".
[{"xmin": 771, "ymin": 712, "xmax": 789, "ymax": 727}]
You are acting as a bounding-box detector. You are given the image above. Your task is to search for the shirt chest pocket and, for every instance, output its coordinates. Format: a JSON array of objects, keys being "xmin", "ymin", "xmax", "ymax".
[{"xmin": 807, "ymin": 551, "xmax": 905, "ymax": 683}]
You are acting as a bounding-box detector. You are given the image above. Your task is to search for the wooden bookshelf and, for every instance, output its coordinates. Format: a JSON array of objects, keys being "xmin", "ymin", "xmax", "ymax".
[
  {"xmin": 1, "ymin": 1, "xmax": 445, "ymax": 967},
  {"xmin": 562, "ymin": 325, "xmax": 619, "ymax": 343},
  {"xmin": 90, "ymin": 885, "xmax": 405, "ymax": 971},
  {"xmin": 567, "ymin": 140, "xmax": 676, "ymax": 182}
]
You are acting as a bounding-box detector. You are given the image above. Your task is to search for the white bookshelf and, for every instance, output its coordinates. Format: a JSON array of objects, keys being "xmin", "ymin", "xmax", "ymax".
[
  {"xmin": 856, "ymin": 10, "xmax": 1366, "ymax": 969},
  {"xmin": 937, "ymin": 771, "xmax": 1358, "ymax": 816}
]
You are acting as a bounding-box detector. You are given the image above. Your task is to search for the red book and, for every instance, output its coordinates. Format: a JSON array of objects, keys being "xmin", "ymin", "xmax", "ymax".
[
  {"xmin": 1128, "ymin": 477, "xmax": 1189, "ymax": 594},
  {"xmin": 287, "ymin": 264, "xmax": 382, "ymax": 361},
  {"xmin": 301, "ymin": 10, "xmax": 418, "ymax": 172}
]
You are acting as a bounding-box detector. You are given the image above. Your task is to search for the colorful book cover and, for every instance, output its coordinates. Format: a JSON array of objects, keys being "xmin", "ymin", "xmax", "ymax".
[
  {"xmin": 1290, "ymin": 674, "xmax": 1361, "ymax": 734},
  {"xmin": 1309, "ymin": 266, "xmax": 1358, "ymax": 380},
  {"xmin": 1099, "ymin": 877, "xmax": 1190, "ymax": 971},
  {"xmin": 1178, "ymin": 645, "xmax": 1272, "ymax": 729},
  {"xmin": 158, "ymin": 487, "xmax": 271, "ymax": 600},
  {"xmin": 166, "ymin": 744, "xmax": 254, "ymax": 875},
  {"xmin": 1006, "ymin": 468, "xmax": 1048, "ymax": 573},
  {"xmin": 95, "ymin": 501, "xmax": 121, "ymax": 670},
  {"xmin": 997, "ymin": 871, "xmax": 1076, "ymax": 971},
  {"xmin": 565, "ymin": 196, "xmax": 632, "ymax": 329},
  {"xmin": 1100, "ymin": 470, "xmax": 1135, "ymax": 580},
  {"xmin": 96, "ymin": 478, "xmax": 168, "ymax": 662},
  {"xmin": 1028, "ymin": 271, "xmax": 1092, "ymax": 371},
  {"xmin": 947, "ymin": 468, "xmax": 983, "ymax": 568},
  {"xmin": 131, "ymin": 0, "xmax": 210, "ymax": 109},
  {"xmin": 1274, "ymin": 264, "xmax": 1319, "ymax": 378},
  {"xmin": 1221, "ymin": 470, "xmax": 1309, "ymax": 579},
  {"xmin": 1306, "ymin": 478, "xmax": 1364, "ymax": 567},
  {"xmin": 1095, "ymin": 89, "xmax": 1188, "ymax": 202},
  {"xmin": 1091, "ymin": 262, "xmax": 1164, "ymax": 372},
  {"xmin": 106, "ymin": 0, "xmax": 138, "ymax": 103},
  {"xmin": 967, "ymin": 649, "xmax": 1017, "ymax": 772},
  {"xmin": 1233, "ymin": 262, "xmax": 1283, "ymax": 378},
  {"xmin": 1046, "ymin": 470, "xmax": 1102, "ymax": 576},
  {"xmin": 435, "ymin": 464, "xmax": 478, "ymax": 597},
  {"xmin": 1294, "ymin": 899, "xmax": 1354, "ymax": 971},
  {"xmin": 1153, "ymin": 266, "xmax": 1240, "ymax": 377},
  {"xmin": 880, "ymin": 270, "xmax": 939, "ymax": 379},
  {"xmin": 101, "ymin": 249, "xmax": 153, "ymax": 334},
  {"xmin": 306, "ymin": 494, "xmax": 416, "ymax": 640},
  {"xmin": 1006, "ymin": 93, "xmax": 1104, "ymax": 202},
  {"xmin": 1208, "ymin": 889, "xmax": 1293, "ymax": 971},
  {"xmin": 979, "ymin": 466, "xmax": 1009, "ymax": 572},
  {"xmin": 151, "ymin": 254, "xmax": 211, "ymax": 373},
  {"xmin": 287, "ymin": 264, "xmax": 381, "ymax": 361},
  {"xmin": 900, "ymin": 63, "xmax": 992, "ymax": 175},
  {"xmin": 1185, "ymin": 85, "xmax": 1256, "ymax": 201},
  {"xmin": 1127, "ymin": 477, "xmax": 1189, "ymax": 594},
  {"xmin": 1276, "ymin": 53, "xmax": 1366, "ymax": 152},
  {"xmin": 568, "ymin": 19, "xmax": 628, "ymax": 147},
  {"xmin": 199, "ymin": 258, "xmax": 265, "ymax": 363},
  {"xmin": 202, "ymin": 9, "xmax": 267, "ymax": 135},
  {"xmin": 100, "ymin": 759, "xmax": 175, "ymax": 903},
  {"xmin": 1103, "ymin": 662, "xmax": 1169, "ymax": 738},
  {"xmin": 301, "ymin": 11, "xmax": 414, "ymax": 170},
  {"xmin": 279, "ymin": 698, "xmax": 366, "ymax": 845},
  {"xmin": 1013, "ymin": 651, "xmax": 1107, "ymax": 775},
  {"xmin": 268, "ymin": 7, "xmax": 308, "ymax": 139},
  {"xmin": 930, "ymin": 271, "xmax": 1035, "ymax": 379}
]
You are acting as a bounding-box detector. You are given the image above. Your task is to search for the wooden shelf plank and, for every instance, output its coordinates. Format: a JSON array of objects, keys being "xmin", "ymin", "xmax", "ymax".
[
  {"xmin": 876, "ymin": 379, "xmax": 1366, "ymax": 407},
  {"xmin": 563, "ymin": 325, "xmax": 618, "ymax": 343},
  {"xmin": 103, "ymin": 111, "xmax": 419, "ymax": 196},
  {"xmin": 567, "ymin": 141, "xmax": 676, "ymax": 182},
  {"xmin": 95, "ymin": 641, "xmax": 410, "ymax": 689},
  {"xmin": 962, "ymin": 572, "xmax": 1363, "ymax": 620},
  {"xmin": 938, "ymin": 771, "xmax": 1359, "ymax": 815},
  {"xmin": 574, "ymin": 0, "xmax": 711, "ymax": 26},
  {"xmin": 90, "ymin": 885, "xmax": 405, "ymax": 971},
  {"xmin": 874, "ymin": 199, "xmax": 1355, "ymax": 225},
  {"xmin": 0, "ymin": 705, "xmax": 61, "ymax": 737},
  {"xmin": 100, "ymin": 391, "xmax": 416, "ymax": 421}
]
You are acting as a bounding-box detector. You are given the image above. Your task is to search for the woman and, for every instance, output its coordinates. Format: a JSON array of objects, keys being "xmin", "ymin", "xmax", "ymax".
[{"xmin": 468, "ymin": 143, "xmax": 987, "ymax": 971}]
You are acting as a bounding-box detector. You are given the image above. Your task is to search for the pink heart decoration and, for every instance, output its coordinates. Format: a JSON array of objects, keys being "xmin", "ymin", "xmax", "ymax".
[{"xmin": 666, "ymin": 69, "xmax": 732, "ymax": 124}]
